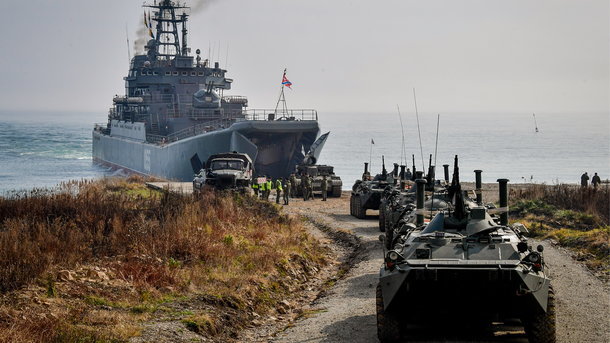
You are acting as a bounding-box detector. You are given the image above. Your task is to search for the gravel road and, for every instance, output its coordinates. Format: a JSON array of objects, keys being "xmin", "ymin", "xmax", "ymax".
[{"xmin": 269, "ymin": 192, "xmax": 609, "ymax": 343}]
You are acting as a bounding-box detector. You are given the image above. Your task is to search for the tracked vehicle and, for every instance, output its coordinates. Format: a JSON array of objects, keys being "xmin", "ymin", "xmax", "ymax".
[{"xmin": 377, "ymin": 156, "xmax": 555, "ymax": 343}]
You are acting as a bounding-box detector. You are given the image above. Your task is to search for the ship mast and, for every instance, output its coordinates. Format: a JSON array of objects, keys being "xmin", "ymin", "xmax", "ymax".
[{"xmin": 144, "ymin": 0, "xmax": 189, "ymax": 60}]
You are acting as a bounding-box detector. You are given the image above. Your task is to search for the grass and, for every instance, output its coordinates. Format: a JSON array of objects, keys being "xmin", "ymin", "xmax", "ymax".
[
  {"xmin": 510, "ymin": 183, "xmax": 609, "ymax": 278},
  {"xmin": 0, "ymin": 176, "xmax": 329, "ymax": 342}
]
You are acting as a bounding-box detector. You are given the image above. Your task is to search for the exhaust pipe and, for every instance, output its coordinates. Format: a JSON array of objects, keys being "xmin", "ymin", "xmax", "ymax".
[
  {"xmin": 399, "ymin": 165, "xmax": 406, "ymax": 180},
  {"xmin": 474, "ymin": 170, "xmax": 483, "ymax": 205},
  {"xmin": 443, "ymin": 164, "xmax": 450, "ymax": 182},
  {"xmin": 497, "ymin": 178, "xmax": 509, "ymax": 226},
  {"xmin": 416, "ymin": 178, "xmax": 427, "ymax": 226}
]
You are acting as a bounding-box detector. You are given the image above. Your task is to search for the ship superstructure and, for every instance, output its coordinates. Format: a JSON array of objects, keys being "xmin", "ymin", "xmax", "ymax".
[{"xmin": 93, "ymin": 0, "xmax": 321, "ymax": 180}]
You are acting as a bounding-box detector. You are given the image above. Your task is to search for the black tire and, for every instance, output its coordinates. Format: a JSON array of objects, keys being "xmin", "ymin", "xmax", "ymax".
[
  {"xmin": 379, "ymin": 207, "xmax": 386, "ymax": 232},
  {"xmin": 354, "ymin": 196, "xmax": 366, "ymax": 219},
  {"xmin": 522, "ymin": 286, "xmax": 556, "ymax": 343},
  {"xmin": 385, "ymin": 227, "xmax": 394, "ymax": 250},
  {"xmin": 376, "ymin": 283, "xmax": 401, "ymax": 343},
  {"xmin": 331, "ymin": 185, "xmax": 342, "ymax": 197}
]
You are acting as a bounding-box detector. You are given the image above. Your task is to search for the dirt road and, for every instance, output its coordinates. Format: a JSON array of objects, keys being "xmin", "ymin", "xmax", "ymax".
[{"xmin": 269, "ymin": 193, "xmax": 609, "ymax": 343}]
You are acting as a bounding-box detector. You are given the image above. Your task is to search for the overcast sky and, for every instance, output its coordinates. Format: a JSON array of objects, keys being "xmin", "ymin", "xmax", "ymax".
[{"xmin": 0, "ymin": 0, "xmax": 607, "ymax": 115}]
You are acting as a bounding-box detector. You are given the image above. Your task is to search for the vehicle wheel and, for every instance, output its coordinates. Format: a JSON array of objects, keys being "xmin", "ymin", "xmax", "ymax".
[
  {"xmin": 376, "ymin": 283, "xmax": 401, "ymax": 343},
  {"xmin": 379, "ymin": 208, "xmax": 386, "ymax": 232},
  {"xmin": 354, "ymin": 196, "xmax": 366, "ymax": 219},
  {"xmin": 331, "ymin": 185, "xmax": 342, "ymax": 197},
  {"xmin": 522, "ymin": 286, "xmax": 556, "ymax": 343},
  {"xmin": 385, "ymin": 227, "xmax": 394, "ymax": 250}
]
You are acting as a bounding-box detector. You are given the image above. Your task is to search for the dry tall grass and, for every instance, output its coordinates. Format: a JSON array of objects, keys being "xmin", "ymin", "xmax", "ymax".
[
  {"xmin": 510, "ymin": 183, "xmax": 609, "ymax": 225},
  {"xmin": 0, "ymin": 177, "xmax": 327, "ymax": 342}
]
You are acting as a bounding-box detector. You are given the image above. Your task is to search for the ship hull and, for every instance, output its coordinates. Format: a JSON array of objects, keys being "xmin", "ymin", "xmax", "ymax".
[{"xmin": 92, "ymin": 120, "xmax": 320, "ymax": 181}]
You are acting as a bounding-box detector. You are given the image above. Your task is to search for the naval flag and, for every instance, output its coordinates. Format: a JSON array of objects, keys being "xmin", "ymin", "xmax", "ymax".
[{"xmin": 282, "ymin": 69, "xmax": 292, "ymax": 89}]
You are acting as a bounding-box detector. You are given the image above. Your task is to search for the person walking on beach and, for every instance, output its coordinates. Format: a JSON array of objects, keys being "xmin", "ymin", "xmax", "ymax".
[
  {"xmin": 581, "ymin": 172, "xmax": 589, "ymax": 188},
  {"xmin": 591, "ymin": 172, "xmax": 601, "ymax": 189},
  {"xmin": 290, "ymin": 173, "xmax": 297, "ymax": 198},
  {"xmin": 321, "ymin": 176, "xmax": 328, "ymax": 201},
  {"xmin": 308, "ymin": 175, "xmax": 315, "ymax": 200},
  {"xmin": 266, "ymin": 178, "xmax": 273, "ymax": 201},
  {"xmin": 259, "ymin": 177, "xmax": 266, "ymax": 199},
  {"xmin": 252, "ymin": 178, "xmax": 259, "ymax": 197},
  {"xmin": 275, "ymin": 178, "xmax": 283, "ymax": 204},
  {"xmin": 283, "ymin": 178, "xmax": 291, "ymax": 205}
]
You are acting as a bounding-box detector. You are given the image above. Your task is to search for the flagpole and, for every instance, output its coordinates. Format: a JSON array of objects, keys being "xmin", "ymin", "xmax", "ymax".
[{"xmin": 369, "ymin": 139, "xmax": 373, "ymax": 171}]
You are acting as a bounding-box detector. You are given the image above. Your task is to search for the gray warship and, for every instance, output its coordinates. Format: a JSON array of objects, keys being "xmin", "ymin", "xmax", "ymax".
[{"xmin": 93, "ymin": 0, "xmax": 322, "ymax": 180}]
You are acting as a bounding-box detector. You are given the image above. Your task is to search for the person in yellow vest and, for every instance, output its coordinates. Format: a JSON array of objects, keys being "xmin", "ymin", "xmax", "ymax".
[
  {"xmin": 275, "ymin": 178, "xmax": 283, "ymax": 204},
  {"xmin": 266, "ymin": 178, "xmax": 273, "ymax": 201}
]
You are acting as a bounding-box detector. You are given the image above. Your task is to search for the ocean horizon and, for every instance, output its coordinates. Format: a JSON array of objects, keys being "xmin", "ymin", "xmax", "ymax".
[{"xmin": 0, "ymin": 110, "xmax": 608, "ymax": 195}]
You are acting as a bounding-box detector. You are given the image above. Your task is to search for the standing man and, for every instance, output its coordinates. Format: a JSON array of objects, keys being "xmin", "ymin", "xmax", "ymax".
[
  {"xmin": 592, "ymin": 172, "xmax": 601, "ymax": 189},
  {"xmin": 252, "ymin": 177, "xmax": 259, "ymax": 197},
  {"xmin": 259, "ymin": 177, "xmax": 266, "ymax": 199},
  {"xmin": 308, "ymin": 175, "xmax": 315, "ymax": 200},
  {"xmin": 301, "ymin": 173, "xmax": 309, "ymax": 201},
  {"xmin": 266, "ymin": 177, "xmax": 273, "ymax": 201},
  {"xmin": 321, "ymin": 176, "xmax": 328, "ymax": 201},
  {"xmin": 581, "ymin": 172, "xmax": 589, "ymax": 188},
  {"xmin": 290, "ymin": 173, "xmax": 298, "ymax": 198},
  {"xmin": 283, "ymin": 178, "xmax": 291, "ymax": 205},
  {"xmin": 275, "ymin": 178, "xmax": 283, "ymax": 204}
]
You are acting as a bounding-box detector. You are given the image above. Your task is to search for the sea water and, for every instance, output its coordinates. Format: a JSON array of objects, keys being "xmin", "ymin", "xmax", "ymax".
[{"xmin": 0, "ymin": 110, "xmax": 608, "ymax": 194}]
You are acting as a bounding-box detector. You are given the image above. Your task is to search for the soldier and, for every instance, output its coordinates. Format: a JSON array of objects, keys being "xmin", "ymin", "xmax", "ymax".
[
  {"xmin": 275, "ymin": 178, "xmax": 283, "ymax": 204},
  {"xmin": 592, "ymin": 172, "xmax": 601, "ymax": 189},
  {"xmin": 266, "ymin": 178, "xmax": 273, "ymax": 200},
  {"xmin": 308, "ymin": 175, "xmax": 315, "ymax": 200},
  {"xmin": 283, "ymin": 178, "xmax": 291, "ymax": 205},
  {"xmin": 301, "ymin": 173, "xmax": 309, "ymax": 201},
  {"xmin": 290, "ymin": 173, "xmax": 298, "ymax": 198},
  {"xmin": 252, "ymin": 177, "xmax": 259, "ymax": 196},
  {"xmin": 581, "ymin": 172, "xmax": 589, "ymax": 188},
  {"xmin": 321, "ymin": 175, "xmax": 328, "ymax": 201},
  {"xmin": 259, "ymin": 177, "xmax": 266, "ymax": 199}
]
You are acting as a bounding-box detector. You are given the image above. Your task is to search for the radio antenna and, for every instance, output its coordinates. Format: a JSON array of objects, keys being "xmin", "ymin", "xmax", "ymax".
[
  {"xmin": 413, "ymin": 88, "xmax": 425, "ymax": 175},
  {"xmin": 125, "ymin": 24, "xmax": 131, "ymax": 65},
  {"xmin": 434, "ymin": 114, "xmax": 440, "ymax": 167},
  {"xmin": 397, "ymin": 104, "xmax": 406, "ymax": 166}
]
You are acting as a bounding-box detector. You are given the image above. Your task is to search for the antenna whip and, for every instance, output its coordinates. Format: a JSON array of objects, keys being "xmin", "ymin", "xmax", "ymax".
[
  {"xmin": 434, "ymin": 114, "xmax": 440, "ymax": 167},
  {"xmin": 397, "ymin": 104, "xmax": 406, "ymax": 166},
  {"xmin": 413, "ymin": 88, "xmax": 425, "ymax": 174}
]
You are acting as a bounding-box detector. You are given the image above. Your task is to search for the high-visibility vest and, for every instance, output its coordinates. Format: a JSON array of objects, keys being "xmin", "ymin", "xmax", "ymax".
[
  {"xmin": 252, "ymin": 183, "xmax": 258, "ymax": 189},
  {"xmin": 267, "ymin": 180, "xmax": 273, "ymax": 190},
  {"xmin": 275, "ymin": 180, "xmax": 283, "ymax": 191},
  {"xmin": 260, "ymin": 182, "xmax": 266, "ymax": 191}
]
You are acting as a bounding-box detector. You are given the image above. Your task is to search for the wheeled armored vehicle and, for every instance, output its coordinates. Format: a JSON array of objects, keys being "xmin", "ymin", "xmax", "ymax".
[
  {"xmin": 377, "ymin": 157, "xmax": 555, "ymax": 343},
  {"xmin": 350, "ymin": 161, "xmax": 391, "ymax": 219}
]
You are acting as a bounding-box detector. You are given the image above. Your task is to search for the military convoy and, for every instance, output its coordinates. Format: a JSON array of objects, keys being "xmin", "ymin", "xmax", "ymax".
[
  {"xmin": 375, "ymin": 156, "xmax": 555, "ymax": 343},
  {"xmin": 350, "ymin": 161, "xmax": 391, "ymax": 219},
  {"xmin": 193, "ymin": 152, "xmax": 253, "ymax": 191}
]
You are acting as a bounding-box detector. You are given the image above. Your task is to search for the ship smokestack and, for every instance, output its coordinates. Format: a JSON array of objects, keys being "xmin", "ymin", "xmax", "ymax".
[
  {"xmin": 474, "ymin": 170, "xmax": 483, "ymax": 205},
  {"xmin": 181, "ymin": 13, "xmax": 188, "ymax": 56}
]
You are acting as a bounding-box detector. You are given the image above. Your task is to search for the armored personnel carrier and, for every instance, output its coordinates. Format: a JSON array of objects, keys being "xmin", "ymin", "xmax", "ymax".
[
  {"xmin": 350, "ymin": 160, "xmax": 391, "ymax": 219},
  {"xmin": 193, "ymin": 152, "xmax": 253, "ymax": 191},
  {"xmin": 376, "ymin": 158, "xmax": 555, "ymax": 343}
]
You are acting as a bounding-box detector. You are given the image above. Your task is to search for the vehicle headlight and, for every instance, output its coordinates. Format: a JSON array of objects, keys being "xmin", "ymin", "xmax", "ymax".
[
  {"xmin": 527, "ymin": 252, "xmax": 541, "ymax": 264},
  {"xmin": 388, "ymin": 251, "xmax": 399, "ymax": 262}
]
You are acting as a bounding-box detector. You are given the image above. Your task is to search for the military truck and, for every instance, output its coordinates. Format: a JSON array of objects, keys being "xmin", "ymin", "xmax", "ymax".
[
  {"xmin": 376, "ymin": 157, "xmax": 555, "ymax": 343},
  {"xmin": 193, "ymin": 152, "xmax": 253, "ymax": 191}
]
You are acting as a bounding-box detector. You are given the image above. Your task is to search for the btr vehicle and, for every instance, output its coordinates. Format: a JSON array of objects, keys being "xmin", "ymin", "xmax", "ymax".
[{"xmin": 376, "ymin": 157, "xmax": 555, "ymax": 343}]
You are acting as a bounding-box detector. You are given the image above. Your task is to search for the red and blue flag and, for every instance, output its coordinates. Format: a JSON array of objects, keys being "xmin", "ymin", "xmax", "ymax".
[{"xmin": 281, "ymin": 70, "xmax": 292, "ymax": 89}]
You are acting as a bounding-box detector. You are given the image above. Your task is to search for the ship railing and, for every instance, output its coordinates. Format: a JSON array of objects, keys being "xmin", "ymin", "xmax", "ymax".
[
  {"xmin": 243, "ymin": 109, "xmax": 318, "ymax": 121},
  {"xmin": 94, "ymin": 123, "xmax": 110, "ymax": 135},
  {"xmin": 146, "ymin": 118, "xmax": 233, "ymax": 145}
]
